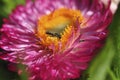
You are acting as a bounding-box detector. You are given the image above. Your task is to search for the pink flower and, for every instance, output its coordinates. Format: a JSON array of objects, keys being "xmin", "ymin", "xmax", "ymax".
[{"xmin": 0, "ymin": 0, "xmax": 113, "ymax": 80}]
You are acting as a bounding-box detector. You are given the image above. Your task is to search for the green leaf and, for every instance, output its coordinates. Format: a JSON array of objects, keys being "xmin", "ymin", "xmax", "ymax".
[
  {"xmin": 86, "ymin": 37, "xmax": 115, "ymax": 80},
  {"xmin": 110, "ymin": 4, "xmax": 120, "ymax": 80},
  {"xmin": 84, "ymin": 4, "xmax": 120, "ymax": 80}
]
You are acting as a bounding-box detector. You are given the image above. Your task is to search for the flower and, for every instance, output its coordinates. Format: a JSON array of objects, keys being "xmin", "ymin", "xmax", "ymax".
[{"xmin": 0, "ymin": 0, "xmax": 113, "ymax": 80}]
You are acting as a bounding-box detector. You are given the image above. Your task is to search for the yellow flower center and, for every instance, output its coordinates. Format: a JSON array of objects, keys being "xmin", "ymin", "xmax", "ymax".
[{"xmin": 36, "ymin": 8, "xmax": 84, "ymax": 52}]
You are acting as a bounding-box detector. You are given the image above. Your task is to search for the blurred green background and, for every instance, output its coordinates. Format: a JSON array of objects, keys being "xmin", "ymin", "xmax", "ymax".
[{"xmin": 0, "ymin": 0, "xmax": 120, "ymax": 80}]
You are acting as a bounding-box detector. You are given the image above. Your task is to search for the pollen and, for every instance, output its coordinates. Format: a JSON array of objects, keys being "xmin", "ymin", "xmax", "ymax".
[{"xmin": 36, "ymin": 8, "xmax": 84, "ymax": 52}]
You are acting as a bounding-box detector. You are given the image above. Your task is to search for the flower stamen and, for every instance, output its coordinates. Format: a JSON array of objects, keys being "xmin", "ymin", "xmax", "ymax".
[{"xmin": 36, "ymin": 8, "xmax": 84, "ymax": 52}]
